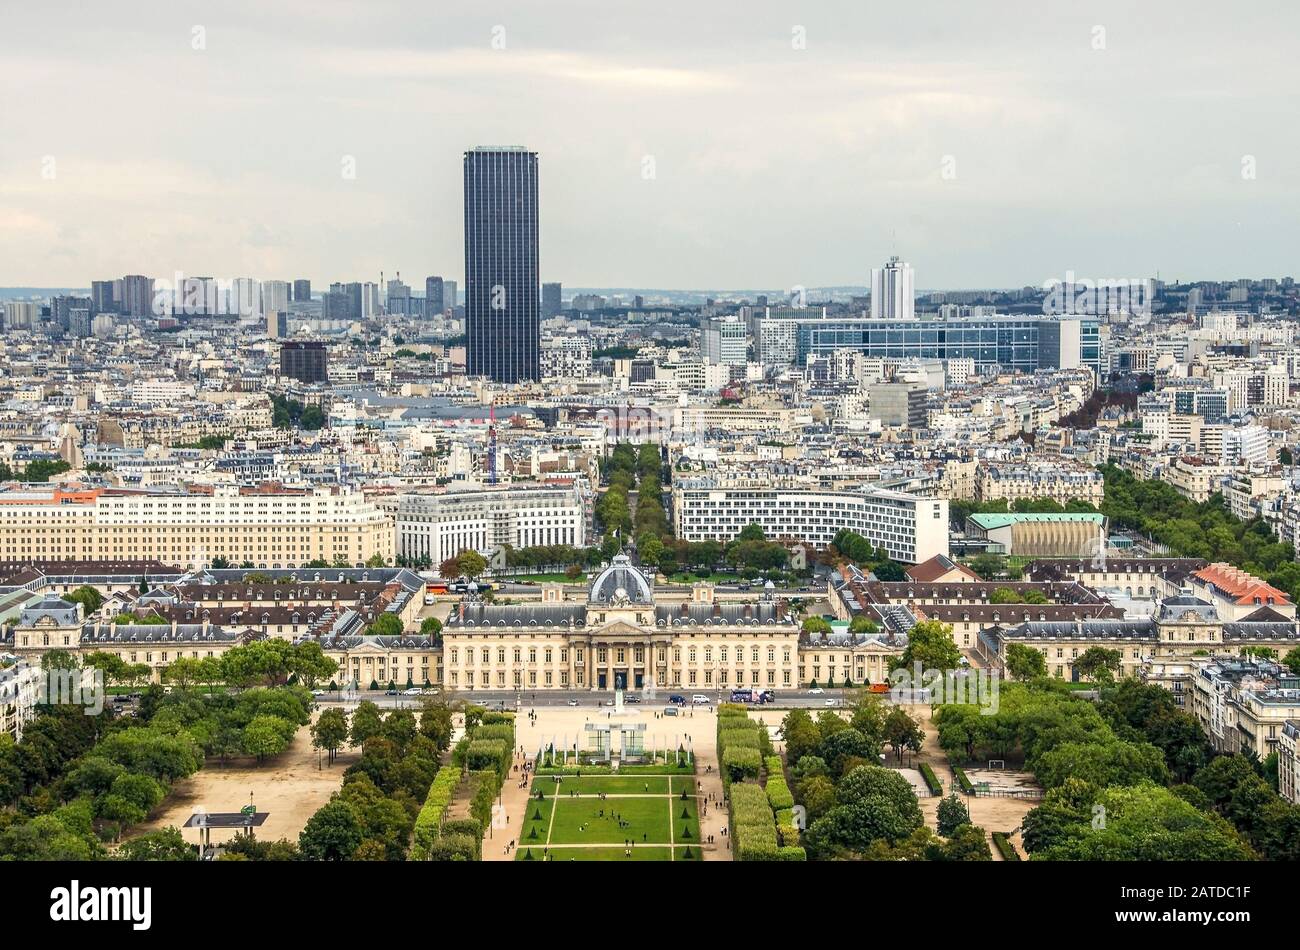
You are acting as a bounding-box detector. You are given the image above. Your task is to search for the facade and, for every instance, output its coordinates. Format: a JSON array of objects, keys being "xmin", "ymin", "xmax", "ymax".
[
  {"xmin": 701, "ymin": 316, "xmax": 748, "ymax": 366},
  {"xmin": 867, "ymin": 382, "xmax": 926, "ymax": 428},
  {"xmin": 279, "ymin": 340, "xmax": 328, "ymax": 383},
  {"xmin": 870, "ymin": 256, "xmax": 914, "ymax": 320},
  {"xmin": 1189, "ymin": 658, "xmax": 1300, "ymax": 758},
  {"xmin": 1280, "ymin": 721, "xmax": 1300, "ymax": 805},
  {"xmin": 966, "ymin": 512, "xmax": 1107, "ymax": 558},
  {"xmin": 783, "ymin": 315, "xmax": 1101, "ymax": 377},
  {"xmin": 441, "ymin": 556, "xmax": 800, "ymax": 692},
  {"xmin": 0, "ymin": 660, "xmax": 42, "ymax": 739},
  {"xmin": 464, "ymin": 147, "xmax": 540, "ymax": 382},
  {"xmin": 0, "ymin": 485, "xmax": 394, "ymax": 569},
  {"xmin": 975, "ymin": 464, "xmax": 1105, "ymax": 506},
  {"xmin": 673, "ymin": 483, "xmax": 949, "ymax": 563},
  {"xmin": 395, "ymin": 485, "xmax": 587, "ymax": 568}
]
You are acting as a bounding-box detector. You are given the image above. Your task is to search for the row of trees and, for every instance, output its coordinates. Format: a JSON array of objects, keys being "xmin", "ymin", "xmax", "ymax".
[{"xmin": 297, "ymin": 700, "xmax": 456, "ymax": 861}]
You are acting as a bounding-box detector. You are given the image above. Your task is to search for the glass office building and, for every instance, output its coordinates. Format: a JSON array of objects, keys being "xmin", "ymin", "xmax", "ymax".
[
  {"xmin": 789, "ymin": 315, "xmax": 1101, "ymax": 377},
  {"xmin": 464, "ymin": 147, "xmax": 540, "ymax": 383}
]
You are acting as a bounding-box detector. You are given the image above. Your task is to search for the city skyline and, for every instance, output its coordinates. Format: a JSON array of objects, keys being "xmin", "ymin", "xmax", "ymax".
[{"xmin": 3, "ymin": 2, "xmax": 1298, "ymax": 289}]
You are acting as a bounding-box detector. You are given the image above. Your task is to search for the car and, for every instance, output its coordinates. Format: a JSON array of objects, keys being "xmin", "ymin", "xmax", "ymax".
[
  {"xmin": 668, "ymin": 694, "xmax": 686, "ymax": 705},
  {"xmin": 311, "ymin": 689, "xmax": 326, "ymax": 697},
  {"xmin": 112, "ymin": 695, "xmax": 132, "ymax": 705},
  {"xmin": 825, "ymin": 698, "xmax": 839, "ymax": 706},
  {"xmin": 807, "ymin": 687, "xmax": 825, "ymax": 695},
  {"xmin": 691, "ymin": 694, "xmax": 711, "ymax": 705},
  {"xmin": 384, "ymin": 688, "xmax": 399, "ymax": 696},
  {"xmin": 624, "ymin": 694, "xmax": 640, "ymax": 704},
  {"xmin": 566, "ymin": 699, "xmax": 579, "ymax": 706},
  {"xmin": 799, "ymin": 586, "xmax": 812, "ymax": 592},
  {"xmin": 738, "ymin": 584, "xmax": 751, "ymax": 592},
  {"xmin": 402, "ymin": 688, "xmax": 422, "ymax": 696},
  {"xmin": 663, "ymin": 706, "xmax": 679, "ymax": 716}
]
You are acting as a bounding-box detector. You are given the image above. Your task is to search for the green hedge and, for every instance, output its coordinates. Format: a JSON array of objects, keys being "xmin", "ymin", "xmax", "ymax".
[
  {"xmin": 722, "ymin": 747, "xmax": 762, "ymax": 782},
  {"xmin": 465, "ymin": 738, "xmax": 509, "ymax": 775},
  {"xmin": 952, "ymin": 764, "xmax": 975, "ymax": 794},
  {"xmin": 919, "ymin": 762, "xmax": 943, "ymax": 796},
  {"xmin": 410, "ymin": 765, "xmax": 463, "ymax": 860},
  {"xmin": 427, "ymin": 833, "xmax": 478, "ymax": 861},
  {"xmin": 992, "ymin": 832, "xmax": 1020, "ymax": 861},
  {"xmin": 731, "ymin": 782, "xmax": 778, "ymax": 860},
  {"xmin": 719, "ymin": 728, "xmax": 762, "ymax": 750},
  {"xmin": 481, "ymin": 711, "xmax": 515, "ymax": 725}
]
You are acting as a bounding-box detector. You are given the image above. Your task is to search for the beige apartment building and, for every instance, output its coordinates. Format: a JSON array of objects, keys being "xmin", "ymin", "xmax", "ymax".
[{"xmin": 0, "ymin": 484, "xmax": 394, "ymax": 569}]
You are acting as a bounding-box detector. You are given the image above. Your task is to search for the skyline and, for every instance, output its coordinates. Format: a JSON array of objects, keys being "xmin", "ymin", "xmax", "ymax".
[{"xmin": 3, "ymin": 1, "xmax": 1298, "ymax": 289}]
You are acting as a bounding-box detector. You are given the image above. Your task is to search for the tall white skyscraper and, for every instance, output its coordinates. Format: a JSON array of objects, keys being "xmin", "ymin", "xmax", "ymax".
[{"xmin": 870, "ymin": 256, "xmax": 915, "ymax": 320}]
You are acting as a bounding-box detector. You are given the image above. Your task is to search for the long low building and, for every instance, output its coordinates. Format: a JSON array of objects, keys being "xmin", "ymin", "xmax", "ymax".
[
  {"xmin": 0, "ymin": 484, "xmax": 394, "ymax": 569},
  {"xmin": 966, "ymin": 512, "xmax": 1107, "ymax": 558},
  {"xmin": 673, "ymin": 482, "xmax": 948, "ymax": 564}
]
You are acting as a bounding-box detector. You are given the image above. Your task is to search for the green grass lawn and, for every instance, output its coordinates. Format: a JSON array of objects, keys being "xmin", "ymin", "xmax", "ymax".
[
  {"xmin": 516, "ymin": 846, "xmax": 688, "ymax": 861},
  {"xmin": 531, "ymin": 775, "xmax": 673, "ymax": 795}
]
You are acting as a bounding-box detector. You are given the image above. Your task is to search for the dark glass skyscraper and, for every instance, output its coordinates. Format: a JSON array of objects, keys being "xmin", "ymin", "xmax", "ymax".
[{"xmin": 464, "ymin": 147, "xmax": 539, "ymax": 382}]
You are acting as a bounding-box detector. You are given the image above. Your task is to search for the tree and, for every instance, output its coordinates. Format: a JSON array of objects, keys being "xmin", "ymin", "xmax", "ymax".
[
  {"xmin": 242, "ymin": 715, "xmax": 295, "ymax": 761},
  {"xmin": 936, "ymin": 793, "xmax": 971, "ymax": 836},
  {"xmin": 1005, "ymin": 643, "xmax": 1048, "ymax": 681},
  {"xmin": 288, "ymin": 640, "xmax": 337, "ymax": 689},
  {"xmin": 457, "ymin": 549, "xmax": 488, "ymax": 579},
  {"xmin": 311, "ymin": 708, "xmax": 350, "ymax": 764},
  {"xmin": 1073, "ymin": 646, "xmax": 1123, "ymax": 682},
  {"xmin": 299, "ymin": 799, "xmax": 362, "ymax": 860},
  {"xmin": 935, "ymin": 823, "xmax": 992, "ymax": 861},
  {"xmin": 116, "ymin": 827, "xmax": 195, "ymax": 861},
  {"xmin": 781, "ymin": 709, "xmax": 821, "ymax": 766},
  {"xmin": 967, "ymin": 553, "xmax": 1005, "ymax": 580},
  {"xmin": 41, "ymin": 650, "xmax": 80, "ymax": 672},
  {"xmin": 804, "ymin": 765, "xmax": 924, "ymax": 856},
  {"xmin": 350, "ymin": 701, "xmax": 384, "ymax": 746},
  {"xmin": 65, "ymin": 585, "xmax": 104, "ymax": 616},
  {"xmin": 419, "ymin": 616, "xmax": 443, "ymax": 638},
  {"xmin": 1284, "ymin": 647, "xmax": 1300, "ymax": 677},
  {"xmin": 895, "ymin": 620, "xmax": 962, "ymax": 674},
  {"xmin": 884, "ymin": 706, "xmax": 924, "ymax": 763},
  {"xmin": 162, "ymin": 656, "xmax": 206, "ymax": 689},
  {"xmin": 365, "ymin": 613, "xmax": 404, "ymax": 638}
]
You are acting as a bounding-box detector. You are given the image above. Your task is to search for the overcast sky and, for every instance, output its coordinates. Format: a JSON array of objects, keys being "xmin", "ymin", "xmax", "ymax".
[{"xmin": 2, "ymin": 0, "xmax": 1297, "ymax": 291}]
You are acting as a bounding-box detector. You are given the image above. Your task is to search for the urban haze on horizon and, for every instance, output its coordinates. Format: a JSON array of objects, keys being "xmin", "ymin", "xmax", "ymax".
[{"xmin": 3, "ymin": 0, "xmax": 1299, "ymax": 290}]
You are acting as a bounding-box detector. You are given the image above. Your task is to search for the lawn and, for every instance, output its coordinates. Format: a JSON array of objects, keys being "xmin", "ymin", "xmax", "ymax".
[
  {"xmin": 529, "ymin": 775, "xmax": 698, "ymax": 796},
  {"xmin": 516, "ymin": 846, "xmax": 687, "ymax": 861}
]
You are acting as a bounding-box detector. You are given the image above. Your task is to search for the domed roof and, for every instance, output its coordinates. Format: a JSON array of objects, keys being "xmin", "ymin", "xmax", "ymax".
[{"xmin": 589, "ymin": 554, "xmax": 654, "ymax": 605}]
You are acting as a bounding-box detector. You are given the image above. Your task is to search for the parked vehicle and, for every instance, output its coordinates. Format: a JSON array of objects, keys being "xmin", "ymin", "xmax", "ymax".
[
  {"xmin": 691, "ymin": 694, "xmax": 711, "ymax": 705},
  {"xmin": 668, "ymin": 694, "xmax": 686, "ymax": 705},
  {"xmin": 663, "ymin": 706, "xmax": 679, "ymax": 716}
]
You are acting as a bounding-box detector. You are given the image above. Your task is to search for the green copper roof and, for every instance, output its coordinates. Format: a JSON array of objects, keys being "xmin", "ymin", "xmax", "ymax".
[{"xmin": 968, "ymin": 512, "xmax": 1107, "ymax": 530}]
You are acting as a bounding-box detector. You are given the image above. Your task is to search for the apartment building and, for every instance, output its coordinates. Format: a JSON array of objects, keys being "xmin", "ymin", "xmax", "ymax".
[
  {"xmin": 975, "ymin": 463, "xmax": 1105, "ymax": 506},
  {"xmin": 1189, "ymin": 658, "xmax": 1300, "ymax": 758},
  {"xmin": 0, "ymin": 484, "xmax": 394, "ymax": 569}
]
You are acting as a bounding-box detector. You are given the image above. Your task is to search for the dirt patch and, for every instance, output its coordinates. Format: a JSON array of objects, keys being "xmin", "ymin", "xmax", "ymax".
[{"xmin": 129, "ymin": 713, "xmax": 358, "ymax": 847}]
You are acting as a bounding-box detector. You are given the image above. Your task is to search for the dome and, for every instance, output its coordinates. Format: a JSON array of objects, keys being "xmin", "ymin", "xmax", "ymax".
[{"xmin": 589, "ymin": 554, "xmax": 654, "ymax": 605}]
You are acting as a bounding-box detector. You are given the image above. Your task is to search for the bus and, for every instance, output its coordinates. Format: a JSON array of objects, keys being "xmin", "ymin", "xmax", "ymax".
[{"xmin": 729, "ymin": 688, "xmax": 775, "ymax": 704}]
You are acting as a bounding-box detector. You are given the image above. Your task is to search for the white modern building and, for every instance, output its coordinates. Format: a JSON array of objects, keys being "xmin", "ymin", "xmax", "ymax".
[
  {"xmin": 870, "ymin": 256, "xmax": 915, "ymax": 320},
  {"xmin": 672, "ymin": 482, "xmax": 948, "ymax": 563},
  {"xmin": 396, "ymin": 485, "xmax": 588, "ymax": 568}
]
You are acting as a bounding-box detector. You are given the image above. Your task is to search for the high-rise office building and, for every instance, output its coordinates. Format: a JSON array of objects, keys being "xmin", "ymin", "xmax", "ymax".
[
  {"xmin": 90, "ymin": 280, "xmax": 116, "ymax": 316},
  {"xmin": 280, "ymin": 340, "xmax": 329, "ymax": 383},
  {"xmin": 870, "ymin": 256, "xmax": 914, "ymax": 320},
  {"xmin": 426, "ymin": 276, "xmax": 445, "ymax": 315},
  {"xmin": 464, "ymin": 146, "xmax": 540, "ymax": 382},
  {"xmin": 542, "ymin": 282, "xmax": 562, "ymax": 318},
  {"xmin": 262, "ymin": 280, "xmax": 291, "ymax": 315},
  {"xmin": 293, "ymin": 279, "xmax": 312, "ymax": 302},
  {"xmin": 443, "ymin": 280, "xmax": 457, "ymax": 310},
  {"xmin": 121, "ymin": 275, "xmax": 154, "ymax": 317}
]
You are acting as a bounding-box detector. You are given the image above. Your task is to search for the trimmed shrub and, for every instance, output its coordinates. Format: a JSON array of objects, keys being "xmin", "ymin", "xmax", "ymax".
[
  {"xmin": 410, "ymin": 766, "xmax": 462, "ymax": 860},
  {"xmin": 952, "ymin": 764, "xmax": 975, "ymax": 794},
  {"xmin": 722, "ymin": 747, "xmax": 762, "ymax": 783},
  {"xmin": 731, "ymin": 782, "xmax": 778, "ymax": 860},
  {"xmin": 427, "ymin": 833, "xmax": 478, "ymax": 861},
  {"xmin": 919, "ymin": 762, "xmax": 943, "ymax": 796},
  {"xmin": 992, "ymin": 831, "xmax": 1020, "ymax": 861}
]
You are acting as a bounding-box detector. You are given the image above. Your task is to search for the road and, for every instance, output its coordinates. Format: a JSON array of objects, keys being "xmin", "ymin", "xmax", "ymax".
[{"xmin": 313, "ymin": 686, "xmax": 861, "ymax": 710}]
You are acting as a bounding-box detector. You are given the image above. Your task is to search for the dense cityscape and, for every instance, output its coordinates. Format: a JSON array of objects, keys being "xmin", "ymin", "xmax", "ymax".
[{"xmin": 2, "ymin": 1, "xmax": 1294, "ymax": 934}]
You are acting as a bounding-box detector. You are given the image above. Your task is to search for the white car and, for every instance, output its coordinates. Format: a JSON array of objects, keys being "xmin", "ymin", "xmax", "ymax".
[
  {"xmin": 825, "ymin": 698, "xmax": 839, "ymax": 707},
  {"xmin": 566, "ymin": 699, "xmax": 579, "ymax": 706},
  {"xmin": 402, "ymin": 687, "xmax": 423, "ymax": 696},
  {"xmin": 311, "ymin": 689, "xmax": 326, "ymax": 697},
  {"xmin": 691, "ymin": 694, "xmax": 711, "ymax": 705},
  {"xmin": 807, "ymin": 687, "xmax": 825, "ymax": 695}
]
